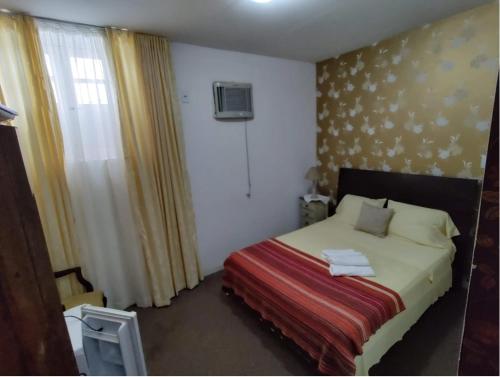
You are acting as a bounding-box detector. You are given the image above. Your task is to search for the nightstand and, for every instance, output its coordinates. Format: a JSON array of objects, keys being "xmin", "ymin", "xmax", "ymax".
[{"xmin": 300, "ymin": 197, "xmax": 328, "ymax": 227}]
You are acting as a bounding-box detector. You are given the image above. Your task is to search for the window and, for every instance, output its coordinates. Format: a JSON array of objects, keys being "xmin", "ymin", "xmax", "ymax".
[
  {"xmin": 44, "ymin": 54, "xmax": 58, "ymax": 103},
  {"xmin": 69, "ymin": 57, "xmax": 108, "ymax": 105},
  {"xmin": 38, "ymin": 21, "xmax": 123, "ymax": 162}
]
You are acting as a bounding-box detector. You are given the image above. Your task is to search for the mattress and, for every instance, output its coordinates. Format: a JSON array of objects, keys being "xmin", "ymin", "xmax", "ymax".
[{"xmin": 277, "ymin": 215, "xmax": 454, "ymax": 375}]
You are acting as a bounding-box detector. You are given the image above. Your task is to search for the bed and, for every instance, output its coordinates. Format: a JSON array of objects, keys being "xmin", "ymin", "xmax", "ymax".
[{"xmin": 223, "ymin": 168, "xmax": 480, "ymax": 375}]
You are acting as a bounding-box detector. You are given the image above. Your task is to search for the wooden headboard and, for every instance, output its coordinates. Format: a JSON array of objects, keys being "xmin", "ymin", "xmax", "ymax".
[{"xmin": 336, "ymin": 168, "xmax": 481, "ymax": 287}]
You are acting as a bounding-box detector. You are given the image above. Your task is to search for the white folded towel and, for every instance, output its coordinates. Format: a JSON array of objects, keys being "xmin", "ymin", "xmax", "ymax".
[
  {"xmin": 0, "ymin": 103, "xmax": 17, "ymax": 122},
  {"xmin": 329, "ymin": 265, "xmax": 375, "ymax": 277},
  {"xmin": 321, "ymin": 249, "xmax": 370, "ymax": 266},
  {"xmin": 321, "ymin": 249, "xmax": 361, "ymax": 258},
  {"xmin": 322, "ymin": 249, "xmax": 375, "ymax": 276},
  {"xmin": 326, "ymin": 254, "xmax": 370, "ymax": 266}
]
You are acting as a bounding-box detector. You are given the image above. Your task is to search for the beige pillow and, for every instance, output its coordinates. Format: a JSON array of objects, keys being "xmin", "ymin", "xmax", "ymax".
[
  {"xmin": 355, "ymin": 202, "xmax": 394, "ymax": 237},
  {"xmin": 336, "ymin": 194, "xmax": 387, "ymax": 225},
  {"xmin": 387, "ymin": 200, "xmax": 460, "ymax": 249}
]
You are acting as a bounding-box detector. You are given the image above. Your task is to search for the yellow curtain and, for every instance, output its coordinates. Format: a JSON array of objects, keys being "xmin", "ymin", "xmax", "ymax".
[
  {"xmin": 107, "ymin": 29, "xmax": 202, "ymax": 306},
  {"xmin": 0, "ymin": 15, "xmax": 82, "ymax": 298}
]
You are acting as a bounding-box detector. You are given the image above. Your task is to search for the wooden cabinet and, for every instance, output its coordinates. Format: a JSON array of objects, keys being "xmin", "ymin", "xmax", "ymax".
[
  {"xmin": 459, "ymin": 82, "xmax": 498, "ymax": 376},
  {"xmin": 0, "ymin": 126, "xmax": 77, "ymax": 375}
]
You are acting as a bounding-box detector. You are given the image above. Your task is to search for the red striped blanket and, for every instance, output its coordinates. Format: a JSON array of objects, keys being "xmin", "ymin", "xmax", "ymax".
[{"xmin": 223, "ymin": 238, "xmax": 405, "ymax": 375}]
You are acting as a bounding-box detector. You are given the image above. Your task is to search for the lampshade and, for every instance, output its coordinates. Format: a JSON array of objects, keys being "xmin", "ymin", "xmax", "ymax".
[{"xmin": 305, "ymin": 166, "xmax": 320, "ymax": 181}]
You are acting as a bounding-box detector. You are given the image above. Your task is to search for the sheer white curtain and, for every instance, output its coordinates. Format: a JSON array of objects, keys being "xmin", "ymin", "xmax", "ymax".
[{"xmin": 37, "ymin": 20, "xmax": 152, "ymax": 308}]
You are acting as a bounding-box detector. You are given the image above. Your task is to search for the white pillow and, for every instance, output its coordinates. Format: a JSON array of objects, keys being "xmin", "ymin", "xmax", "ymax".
[
  {"xmin": 335, "ymin": 194, "xmax": 386, "ymax": 225},
  {"xmin": 387, "ymin": 200, "xmax": 460, "ymax": 249}
]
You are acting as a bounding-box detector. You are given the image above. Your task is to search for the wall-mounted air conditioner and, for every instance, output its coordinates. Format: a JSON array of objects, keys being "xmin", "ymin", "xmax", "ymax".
[{"xmin": 213, "ymin": 81, "xmax": 253, "ymax": 119}]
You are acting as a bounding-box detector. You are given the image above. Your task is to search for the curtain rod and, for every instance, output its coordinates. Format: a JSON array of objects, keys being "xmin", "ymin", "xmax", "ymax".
[
  {"xmin": 5, "ymin": 11, "xmax": 167, "ymax": 36},
  {"xmin": 32, "ymin": 14, "xmax": 124, "ymax": 31},
  {"xmin": 2, "ymin": 9, "xmax": 171, "ymax": 40},
  {"xmin": 31, "ymin": 14, "xmax": 170, "ymax": 38},
  {"xmin": 2, "ymin": 10, "xmax": 109, "ymax": 30}
]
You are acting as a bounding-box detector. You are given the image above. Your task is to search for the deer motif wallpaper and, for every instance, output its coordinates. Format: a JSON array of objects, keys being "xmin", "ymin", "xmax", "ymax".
[{"xmin": 316, "ymin": 2, "xmax": 498, "ymax": 199}]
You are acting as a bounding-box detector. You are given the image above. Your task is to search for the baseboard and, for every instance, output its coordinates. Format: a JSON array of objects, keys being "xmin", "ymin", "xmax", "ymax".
[{"xmin": 203, "ymin": 265, "xmax": 223, "ymax": 277}]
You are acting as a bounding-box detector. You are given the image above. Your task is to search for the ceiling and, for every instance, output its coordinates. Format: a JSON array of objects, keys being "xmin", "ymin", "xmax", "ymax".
[{"xmin": 0, "ymin": 0, "xmax": 494, "ymax": 62}]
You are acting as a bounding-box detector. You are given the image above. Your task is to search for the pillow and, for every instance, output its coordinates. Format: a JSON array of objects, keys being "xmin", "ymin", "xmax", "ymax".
[
  {"xmin": 354, "ymin": 202, "xmax": 394, "ymax": 237},
  {"xmin": 335, "ymin": 194, "xmax": 387, "ymax": 225},
  {"xmin": 387, "ymin": 200, "xmax": 460, "ymax": 249}
]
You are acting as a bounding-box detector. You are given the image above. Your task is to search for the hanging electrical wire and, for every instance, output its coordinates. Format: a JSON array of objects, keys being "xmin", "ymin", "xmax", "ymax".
[{"xmin": 244, "ymin": 120, "xmax": 252, "ymax": 198}]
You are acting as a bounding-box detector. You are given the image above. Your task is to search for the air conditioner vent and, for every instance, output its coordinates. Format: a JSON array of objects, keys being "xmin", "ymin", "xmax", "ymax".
[{"xmin": 213, "ymin": 82, "xmax": 253, "ymax": 119}]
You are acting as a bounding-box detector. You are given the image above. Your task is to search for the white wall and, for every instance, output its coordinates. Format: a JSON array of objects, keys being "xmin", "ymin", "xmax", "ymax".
[{"xmin": 171, "ymin": 43, "xmax": 316, "ymax": 275}]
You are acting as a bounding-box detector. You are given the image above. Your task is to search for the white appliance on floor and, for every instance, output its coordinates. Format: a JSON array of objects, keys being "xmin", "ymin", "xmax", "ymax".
[{"xmin": 64, "ymin": 304, "xmax": 147, "ymax": 376}]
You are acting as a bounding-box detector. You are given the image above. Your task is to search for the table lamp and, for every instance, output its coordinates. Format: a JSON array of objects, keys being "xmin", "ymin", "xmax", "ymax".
[{"xmin": 305, "ymin": 166, "xmax": 320, "ymax": 198}]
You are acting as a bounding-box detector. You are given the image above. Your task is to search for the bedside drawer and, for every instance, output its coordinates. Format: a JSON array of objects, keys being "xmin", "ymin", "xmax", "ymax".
[
  {"xmin": 299, "ymin": 198, "xmax": 328, "ymax": 227},
  {"xmin": 300, "ymin": 201, "xmax": 325, "ymax": 211},
  {"xmin": 302, "ymin": 219, "xmax": 313, "ymax": 227},
  {"xmin": 300, "ymin": 208, "xmax": 325, "ymax": 220}
]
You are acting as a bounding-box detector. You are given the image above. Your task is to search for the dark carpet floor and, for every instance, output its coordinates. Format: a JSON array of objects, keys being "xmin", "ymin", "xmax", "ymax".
[{"xmin": 134, "ymin": 271, "xmax": 467, "ymax": 375}]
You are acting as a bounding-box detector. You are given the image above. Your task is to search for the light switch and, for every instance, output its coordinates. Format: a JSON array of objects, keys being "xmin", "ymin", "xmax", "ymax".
[
  {"xmin": 480, "ymin": 154, "xmax": 487, "ymax": 168},
  {"xmin": 180, "ymin": 91, "xmax": 190, "ymax": 104}
]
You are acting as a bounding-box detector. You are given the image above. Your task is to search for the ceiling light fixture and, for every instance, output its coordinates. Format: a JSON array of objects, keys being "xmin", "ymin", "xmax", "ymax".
[
  {"xmin": 0, "ymin": 8, "xmax": 12, "ymax": 13},
  {"xmin": 252, "ymin": 0, "xmax": 272, "ymax": 3}
]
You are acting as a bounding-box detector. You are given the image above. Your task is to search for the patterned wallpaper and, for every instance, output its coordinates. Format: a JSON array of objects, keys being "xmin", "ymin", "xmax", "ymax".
[{"xmin": 316, "ymin": 2, "xmax": 498, "ymax": 199}]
